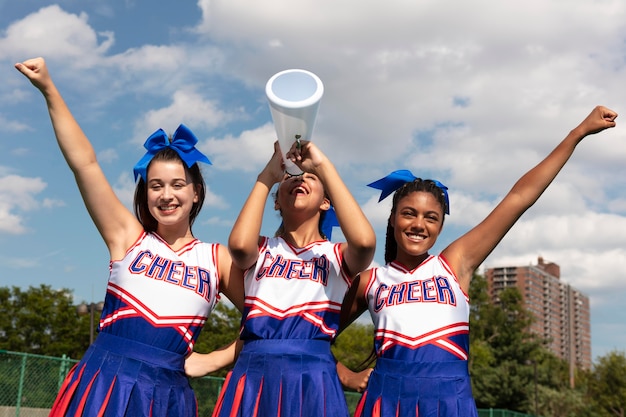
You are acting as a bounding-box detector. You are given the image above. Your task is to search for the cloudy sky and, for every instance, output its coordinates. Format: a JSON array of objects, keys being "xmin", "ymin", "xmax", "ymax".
[{"xmin": 1, "ymin": 0, "xmax": 625, "ymax": 361}]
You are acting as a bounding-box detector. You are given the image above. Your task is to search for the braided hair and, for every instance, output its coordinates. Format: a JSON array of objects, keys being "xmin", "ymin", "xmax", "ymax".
[{"xmin": 384, "ymin": 178, "xmax": 448, "ymax": 263}]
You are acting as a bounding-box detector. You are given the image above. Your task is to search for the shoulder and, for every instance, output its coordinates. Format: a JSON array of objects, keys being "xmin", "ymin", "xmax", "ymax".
[{"xmin": 357, "ymin": 268, "xmax": 375, "ymax": 289}]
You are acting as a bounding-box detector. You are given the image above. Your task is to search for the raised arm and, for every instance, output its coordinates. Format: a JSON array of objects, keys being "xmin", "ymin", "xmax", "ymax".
[
  {"xmin": 292, "ymin": 141, "xmax": 376, "ymax": 277},
  {"xmin": 443, "ymin": 106, "xmax": 618, "ymax": 292},
  {"xmin": 15, "ymin": 58, "xmax": 141, "ymax": 258},
  {"xmin": 228, "ymin": 142, "xmax": 284, "ymax": 270}
]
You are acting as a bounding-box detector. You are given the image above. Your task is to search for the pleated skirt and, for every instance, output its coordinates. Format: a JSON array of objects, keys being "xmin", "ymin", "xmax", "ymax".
[
  {"xmin": 354, "ymin": 358, "xmax": 478, "ymax": 417},
  {"xmin": 212, "ymin": 339, "xmax": 349, "ymax": 417},
  {"xmin": 49, "ymin": 332, "xmax": 197, "ymax": 417}
]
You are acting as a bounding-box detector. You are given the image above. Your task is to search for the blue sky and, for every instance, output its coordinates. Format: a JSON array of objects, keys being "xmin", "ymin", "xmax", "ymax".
[{"xmin": 1, "ymin": 1, "xmax": 625, "ymax": 361}]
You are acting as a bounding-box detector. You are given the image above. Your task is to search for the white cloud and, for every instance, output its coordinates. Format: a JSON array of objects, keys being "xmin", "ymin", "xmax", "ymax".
[
  {"xmin": 133, "ymin": 89, "xmax": 238, "ymax": 143},
  {"xmin": 0, "ymin": 175, "xmax": 48, "ymax": 234},
  {"xmin": 0, "ymin": 114, "xmax": 31, "ymax": 133},
  {"xmin": 204, "ymin": 185, "xmax": 229, "ymax": 209},
  {"xmin": 2, "ymin": 0, "xmax": 626, "ymax": 358},
  {"xmin": 203, "ymin": 216, "xmax": 234, "ymax": 228},
  {"xmin": 0, "ymin": 175, "xmax": 46, "ymax": 210},
  {"xmin": 0, "ymin": 5, "xmax": 114, "ymax": 62},
  {"xmin": 201, "ymin": 123, "xmax": 276, "ymax": 172},
  {"xmin": 112, "ymin": 172, "xmax": 136, "ymax": 210},
  {"xmin": 42, "ymin": 198, "xmax": 65, "ymax": 209}
]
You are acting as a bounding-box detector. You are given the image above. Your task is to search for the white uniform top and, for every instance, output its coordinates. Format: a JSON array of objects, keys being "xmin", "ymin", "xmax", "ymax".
[
  {"xmin": 364, "ymin": 254, "xmax": 470, "ymax": 362},
  {"xmin": 240, "ymin": 236, "xmax": 351, "ymax": 341},
  {"xmin": 101, "ymin": 232, "xmax": 220, "ymax": 355}
]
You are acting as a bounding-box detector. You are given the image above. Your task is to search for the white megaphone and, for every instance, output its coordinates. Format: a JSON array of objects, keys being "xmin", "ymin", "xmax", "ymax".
[{"xmin": 266, "ymin": 69, "xmax": 324, "ymax": 175}]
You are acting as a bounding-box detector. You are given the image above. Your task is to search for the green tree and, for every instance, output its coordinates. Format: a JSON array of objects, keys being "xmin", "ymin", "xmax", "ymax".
[
  {"xmin": 189, "ymin": 302, "xmax": 245, "ymax": 416},
  {"xmin": 538, "ymin": 384, "xmax": 588, "ymax": 417},
  {"xmin": 0, "ymin": 285, "xmax": 89, "ymax": 358},
  {"xmin": 332, "ymin": 318, "xmax": 375, "ymax": 371},
  {"xmin": 469, "ymin": 273, "xmax": 544, "ymax": 412},
  {"xmin": 527, "ymin": 350, "xmax": 579, "ymax": 416},
  {"xmin": 468, "ymin": 272, "xmax": 600, "ymax": 416},
  {"xmin": 586, "ymin": 350, "xmax": 626, "ymax": 417},
  {"xmin": 193, "ymin": 302, "xmax": 242, "ymax": 377}
]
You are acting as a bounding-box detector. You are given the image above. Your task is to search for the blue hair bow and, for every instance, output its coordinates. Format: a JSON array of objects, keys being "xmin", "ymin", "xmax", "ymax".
[
  {"xmin": 133, "ymin": 124, "xmax": 212, "ymax": 182},
  {"xmin": 367, "ymin": 169, "xmax": 450, "ymax": 215},
  {"xmin": 321, "ymin": 205, "xmax": 339, "ymax": 241}
]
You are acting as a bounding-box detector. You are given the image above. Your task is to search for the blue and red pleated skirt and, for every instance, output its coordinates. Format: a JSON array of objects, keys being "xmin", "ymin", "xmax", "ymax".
[
  {"xmin": 49, "ymin": 332, "xmax": 197, "ymax": 417},
  {"xmin": 354, "ymin": 358, "xmax": 478, "ymax": 417},
  {"xmin": 212, "ymin": 339, "xmax": 349, "ymax": 417}
]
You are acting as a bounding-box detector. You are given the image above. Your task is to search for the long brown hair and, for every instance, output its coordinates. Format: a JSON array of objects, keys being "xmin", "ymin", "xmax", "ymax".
[{"xmin": 133, "ymin": 147, "xmax": 206, "ymax": 234}]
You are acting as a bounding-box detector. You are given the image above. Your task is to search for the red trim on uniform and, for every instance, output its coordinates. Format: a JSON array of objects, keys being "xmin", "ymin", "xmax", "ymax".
[
  {"xmin": 229, "ymin": 373, "xmax": 248, "ymax": 417},
  {"xmin": 372, "ymin": 397, "xmax": 381, "ymax": 417},
  {"xmin": 211, "ymin": 371, "xmax": 232, "ymax": 416},
  {"xmin": 281, "ymin": 237, "xmax": 326, "ymax": 255},
  {"xmin": 389, "ymin": 256, "xmax": 435, "ymax": 274},
  {"xmin": 110, "ymin": 231, "xmax": 148, "ymax": 266},
  {"xmin": 354, "ymin": 391, "xmax": 367, "ymax": 417},
  {"xmin": 96, "ymin": 375, "xmax": 116, "ymax": 417},
  {"xmin": 364, "ymin": 268, "xmax": 378, "ymax": 303},
  {"xmin": 212, "ymin": 244, "xmax": 221, "ymax": 297},
  {"xmin": 75, "ymin": 369, "xmax": 101, "ymax": 415},
  {"xmin": 438, "ymin": 254, "xmax": 470, "ymax": 300},
  {"xmin": 333, "ymin": 242, "xmax": 352, "ymax": 286},
  {"xmin": 276, "ymin": 378, "xmax": 281, "ymax": 417},
  {"xmin": 49, "ymin": 363, "xmax": 83, "ymax": 416},
  {"xmin": 252, "ymin": 376, "xmax": 264, "ymax": 417}
]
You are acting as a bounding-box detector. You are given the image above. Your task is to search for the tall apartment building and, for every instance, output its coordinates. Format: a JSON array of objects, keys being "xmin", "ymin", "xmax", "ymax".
[{"xmin": 484, "ymin": 257, "xmax": 591, "ymax": 382}]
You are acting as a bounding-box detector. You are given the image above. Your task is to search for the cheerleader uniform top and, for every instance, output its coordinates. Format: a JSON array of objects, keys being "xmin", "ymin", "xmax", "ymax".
[
  {"xmin": 99, "ymin": 231, "xmax": 221, "ymax": 355},
  {"xmin": 239, "ymin": 236, "xmax": 351, "ymax": 342},
  {"xmin": 364, "ymin": 254, "xmax": 470, "ymax": 362}
]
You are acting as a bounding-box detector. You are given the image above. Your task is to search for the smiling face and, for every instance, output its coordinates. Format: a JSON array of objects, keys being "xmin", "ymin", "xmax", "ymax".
[
  {"xmin": 390, "ymin": 190, "xmax": 444, "ymax": 265},
  {"xmin": 275, "ymin": 172, "xmax": 329, "ymax": 215},
  {"xmin": 145, "ymin": 159, "xmax": 199, "ymax": 231}
]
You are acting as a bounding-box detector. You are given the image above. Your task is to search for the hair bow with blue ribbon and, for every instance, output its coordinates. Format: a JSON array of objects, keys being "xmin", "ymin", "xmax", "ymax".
[
  {"xmin": 367, "ymin": 169, "xmax": 450, "ymax": 215},
  {"xmin": 133, "ymin": 124, "xmax": 212, "ymax": 182},
  {"xmin": 321, "ymin": 205, "xmax": 339, "ymax": 241}
]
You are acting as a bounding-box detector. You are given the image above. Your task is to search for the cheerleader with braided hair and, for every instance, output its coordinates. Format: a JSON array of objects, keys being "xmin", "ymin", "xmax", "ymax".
[
  {"xmin": 184, "ymin": 139, "xmax": 376, "ymax": 417},
  {"xmin": 340, "ymin": 106, "xmax": 618, "ymax": 416}
]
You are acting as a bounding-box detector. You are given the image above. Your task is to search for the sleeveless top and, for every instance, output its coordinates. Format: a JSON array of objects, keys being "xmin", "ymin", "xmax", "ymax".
[
  {"xmin": 100, "ymin": 232, "xmax": 220, "ymax": 355},
  {"xmin": 240, "ymin": 236, "xmax": 351, "ymax": 341},
  {"xmin": 364, "ymin": 255, "xmax": 470, "ymax": 362}
]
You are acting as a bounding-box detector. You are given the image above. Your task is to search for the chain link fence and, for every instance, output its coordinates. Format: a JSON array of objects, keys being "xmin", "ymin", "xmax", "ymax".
[
  {"xmin": 0, "ymin": 350, "xmax": 230, "ymax": 417},
  {"xmin": 478, "ymin": 410, "xmax": 538, "ymax": 417},
  {"xmin": 0, "ymin": 350, "xmax": 73, "ymax": 417},
  {"xmin": 1, "ymin": 350, "xmax": 534, "ymax": 417}
]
